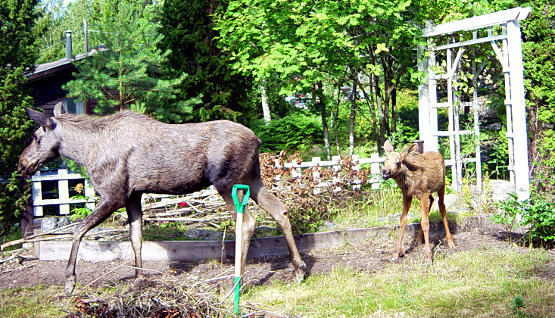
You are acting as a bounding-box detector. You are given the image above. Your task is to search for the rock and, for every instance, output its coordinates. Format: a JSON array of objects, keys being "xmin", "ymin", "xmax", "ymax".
[
  {"xmin": 488, "ymin": 179, "xmax": 514, "ymax": 202},
  {"xmin": 40, "ymin": 217, "xmax": 59, "ymax": 232},
  {"xmin": 443, "ymin": 193, "xmax": 461, "ymax": 211},
  {"xmin": 57, "ymin": 216, "xmax": 71, "ymax": 228}
]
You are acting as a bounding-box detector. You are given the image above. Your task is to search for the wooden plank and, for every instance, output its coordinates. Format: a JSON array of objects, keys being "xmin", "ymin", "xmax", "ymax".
[{"xmin": 38, "ymin": 226, "xmax": 408, "ymax": 262}]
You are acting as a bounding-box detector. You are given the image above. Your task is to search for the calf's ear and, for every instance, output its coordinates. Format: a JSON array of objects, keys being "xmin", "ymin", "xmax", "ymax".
[
  {"xmin": 384, "ymin": 140, "xmax": 394, "ymax": 153},
  {"xmin": 401, "ymin": 144, "xmax": 417, "ymax": 157},
  {"xmin": 25, "ymin": 107, "xmax": 50, "ymax": 127}
]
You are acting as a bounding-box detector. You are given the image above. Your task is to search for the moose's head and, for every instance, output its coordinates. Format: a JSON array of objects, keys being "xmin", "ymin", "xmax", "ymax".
[
  {"xmin": 18, "ymin": 102, "xmax": 64, "ymax": 176},
  {"xmin": 381, "ymin": 140, "xmax": 417, "ymax": 180}
]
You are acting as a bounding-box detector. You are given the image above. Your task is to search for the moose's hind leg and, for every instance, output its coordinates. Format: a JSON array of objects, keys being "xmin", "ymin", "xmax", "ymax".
[
  {"xmin": 252, "ymin": 185, "xmax": 306, "ymax": 282},
  {"xmin": 126, "ymin": 193, "xmax": 144, "ymax": 278},
  {"xmin": 438, "ymin": 190, "xmax": 455, "ymax": 249},
  {"xmin": 419, "ymin": 195, "xmax": 433, "ymax": 264}
]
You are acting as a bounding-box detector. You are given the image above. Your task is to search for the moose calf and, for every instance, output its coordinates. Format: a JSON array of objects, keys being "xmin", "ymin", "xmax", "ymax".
[{"xmin": 381, "ymin": 140, "xmax": 455, "ymax": 263}]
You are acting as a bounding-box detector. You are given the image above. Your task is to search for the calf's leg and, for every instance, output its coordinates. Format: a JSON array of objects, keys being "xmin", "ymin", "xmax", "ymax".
[
  {"xmin": 394, "ymin": 195, "xmax": 412, "ymax": 261},
  {"xmin": 126, "ymin": 193, "xmax": 144, "ymax": 277},
  {"xmin": 65, "ymin": 198, "xmax": 120, "ymax": 296},
  {"xmin": 438, "ymin": 189, "xmax": 455, "ymax": 248},
  {"xmin": 419, "ymin": 194, "xmax": 433, "ymax": 263}
]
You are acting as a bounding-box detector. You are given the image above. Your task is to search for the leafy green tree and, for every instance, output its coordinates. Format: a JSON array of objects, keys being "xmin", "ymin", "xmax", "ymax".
[
  {"xmin": 518, "ymin": 0, "xmax": 555, "ymax": 198},
  {"xmin": 63, "ymin": 0, "xmax": 193, "ymax": 122},
  {"xmin": 0, "ymin": 0, "xmax": 41, "ymax": 234},
  {"xmin": 216, "ymin": 0, "xmax": 427, "ymax": 156},
  {"xmin": 158, "ymin": 0, "xmax": 255, "ymax": 123}
]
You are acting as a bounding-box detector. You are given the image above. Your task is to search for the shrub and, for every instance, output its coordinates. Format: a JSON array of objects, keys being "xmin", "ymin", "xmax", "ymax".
[
  {"xmin": 492, "ymin": 193, "xmax": 555, "ymax": 246},
  {"xmin": 250, "ymin": 113, "xmax": 323, "ymax": 154}
]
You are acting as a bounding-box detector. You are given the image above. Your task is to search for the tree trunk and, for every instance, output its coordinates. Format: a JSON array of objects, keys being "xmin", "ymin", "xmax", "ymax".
[
  {"xmin": 374, "ymin": 76, "xmax": 387, "ymax": 155},
  {"xmin": 391, "ymin": 87, "xmax": 397, "ymax": 133},
  {"xmin": 260, "ymin": 79, "xmax": 271, "ymax": 123},
  {"xmin": 333, "ymin": 86, "xmax": 341, "ymax": 155},
  {"xmin": 349, "ymin": 80, "xmax": 357, "ymax": 155},
  {"xmin": 315, "ymin": 81, "xmax": 331, "ymax": 160}
]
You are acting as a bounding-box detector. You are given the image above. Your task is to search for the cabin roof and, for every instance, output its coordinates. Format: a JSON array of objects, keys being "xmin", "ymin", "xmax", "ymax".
[{"xmin": 27, "ymin": 52, "xmax": 89, "ymax": 83}]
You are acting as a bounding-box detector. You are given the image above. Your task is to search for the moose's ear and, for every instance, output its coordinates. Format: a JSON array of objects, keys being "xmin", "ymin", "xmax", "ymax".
[
  {"xmin": 384, "ymin": 140, "xmax": 394, "ymax": 153},
  {"xmin": 53, "ymin": 101, "xmax": 63, "ymax": 117},
  {"xmin": 402, "ymin": 143, "xmax": 417, "ymax": 157},
  {"xmin": 25, "ymin": 107, "xmax": 50, "ymax": 127}
]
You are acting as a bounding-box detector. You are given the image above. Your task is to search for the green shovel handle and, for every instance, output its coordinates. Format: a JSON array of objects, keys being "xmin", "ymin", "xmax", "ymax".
[{"xmin": 232, "ymin": 184, "xmax": 250, "ymax": 213}]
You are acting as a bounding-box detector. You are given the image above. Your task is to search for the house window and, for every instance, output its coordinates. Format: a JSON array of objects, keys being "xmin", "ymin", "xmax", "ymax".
[{"xmin": 62, "ymin": 98, "xmax": 85, "ymax": 114}]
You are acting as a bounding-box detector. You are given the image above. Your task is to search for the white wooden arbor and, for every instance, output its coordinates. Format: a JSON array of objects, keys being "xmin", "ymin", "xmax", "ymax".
[{"xmin": 417, "ymin": 7, "xmax": 531, "ymax": 200}]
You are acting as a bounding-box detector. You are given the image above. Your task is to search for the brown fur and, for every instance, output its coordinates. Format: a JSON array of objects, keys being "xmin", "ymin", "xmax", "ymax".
[
  {"xmin": 381, "ymin": 140, "xmax": 455, "ymax": 263},
  {"xmin": 18, "ymin": 104, "xmax": 306, "ymax": 295}
]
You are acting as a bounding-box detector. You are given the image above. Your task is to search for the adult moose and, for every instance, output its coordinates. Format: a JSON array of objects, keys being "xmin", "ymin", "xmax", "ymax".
[
  {"xmin": 381, "ymin": 140, "xmax": 455, "ymax": 263},
  {"xmin": 18, "ymin": 103, "xmax": 306, "ymax": 295}
]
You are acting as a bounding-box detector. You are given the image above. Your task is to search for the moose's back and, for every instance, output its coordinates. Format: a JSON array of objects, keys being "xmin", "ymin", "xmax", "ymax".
[
  {"xmin": 413, "ymin": 151, "xmax": 446, "ymax": 194},
  {"xmin": 59, "ymin": 111, "xmax": 261, "ymax": 196}
]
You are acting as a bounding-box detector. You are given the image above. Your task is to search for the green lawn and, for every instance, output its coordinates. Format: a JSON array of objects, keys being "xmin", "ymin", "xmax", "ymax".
[{"xmin": 242, "ymin": 247, "xmax": 554, "ymax": 317}]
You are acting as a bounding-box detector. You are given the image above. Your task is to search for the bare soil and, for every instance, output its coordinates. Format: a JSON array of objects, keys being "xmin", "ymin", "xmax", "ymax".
[{"xmin": 1, "ymin": 221, "xmax": 554, "ymax": 292}]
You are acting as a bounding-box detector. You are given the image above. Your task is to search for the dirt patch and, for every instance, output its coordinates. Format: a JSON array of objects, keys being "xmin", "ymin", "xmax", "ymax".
[{"xmin": 1, "ymin": 220, "xmax": 553, "ymax": 293}]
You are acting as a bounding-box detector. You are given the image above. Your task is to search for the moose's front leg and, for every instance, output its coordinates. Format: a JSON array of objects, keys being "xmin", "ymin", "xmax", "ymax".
[
  {"xmin": 394, "ymin": 195, "xmax": 413, "ymax": 261},
  {"xmin": 65, "ymin": 199, "xmax": 118, "ymax": 296}
]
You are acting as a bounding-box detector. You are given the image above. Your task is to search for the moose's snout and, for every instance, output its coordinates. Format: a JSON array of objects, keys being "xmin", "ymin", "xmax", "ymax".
[
  {"xmin": 381, "ymin": 168, "xmax": 391, "ymax": 180},
  {"xmin": 18, "ymin": 155, "xmax": 37, "ymax": 176},
  {"xmin": 18, "ymin": 158, "xmax": 27, "ymax": 175}
]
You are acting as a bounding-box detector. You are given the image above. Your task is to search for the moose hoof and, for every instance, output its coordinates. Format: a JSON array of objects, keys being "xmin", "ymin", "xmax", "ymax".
[
  {"xmin": 392, "ymin": 250, "xmax": 404, "ymax": 262},
  {"xmin": 294, "ymin": 262, "xmax": 307, "ymax": 283},
  {"xmin": 65, "ymin": 277, "xmax": 76, "ymax": 296},
  {"xmin": 424, "ymin": 251, "xmax": 433, "ymax": 265}
]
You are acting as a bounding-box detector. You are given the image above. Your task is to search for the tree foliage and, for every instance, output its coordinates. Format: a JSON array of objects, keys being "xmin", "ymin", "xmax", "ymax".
[
  {"xmin": 215, "ymin": 0, "xmax": 427, "ymax": 155},
  {"xmin": 63, "ymin": 0, "xmax": 194, "ymax": 122},
  {"xmin": 0, "ymin": 0, "xmax": 40, "ymax": 229},
  {"xmin": 36, "ymin": 0, "xmax": 94, "ymax": 63},
  {"xmin": 157, "ymin": 0, "xmax": 255, "ymax": 123},
  {"xmin": 519, "ymin": 0, "xmax": 555, "ymax": 197},
  {"xmin": 251, "ymin": 113, "xmax": 323, "ymax": 154}
]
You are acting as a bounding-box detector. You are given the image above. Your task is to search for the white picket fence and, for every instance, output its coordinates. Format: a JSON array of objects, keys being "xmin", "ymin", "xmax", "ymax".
[
  {"xmin": 31, "ymin": 169, "xmax": 96, "ymax": 217},
  {"xmin": 274, "ymin": 154, "xmax": 384, "ymax": 193},
  {"xmin": 30, "ymin": 154, "xmax": 385, "ymax": 217}
]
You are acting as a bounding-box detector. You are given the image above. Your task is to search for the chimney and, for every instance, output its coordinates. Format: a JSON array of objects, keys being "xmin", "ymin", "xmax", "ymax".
[{"xmin": 65, "ymin": 30, "xmax": 72, "ymax": 59}]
